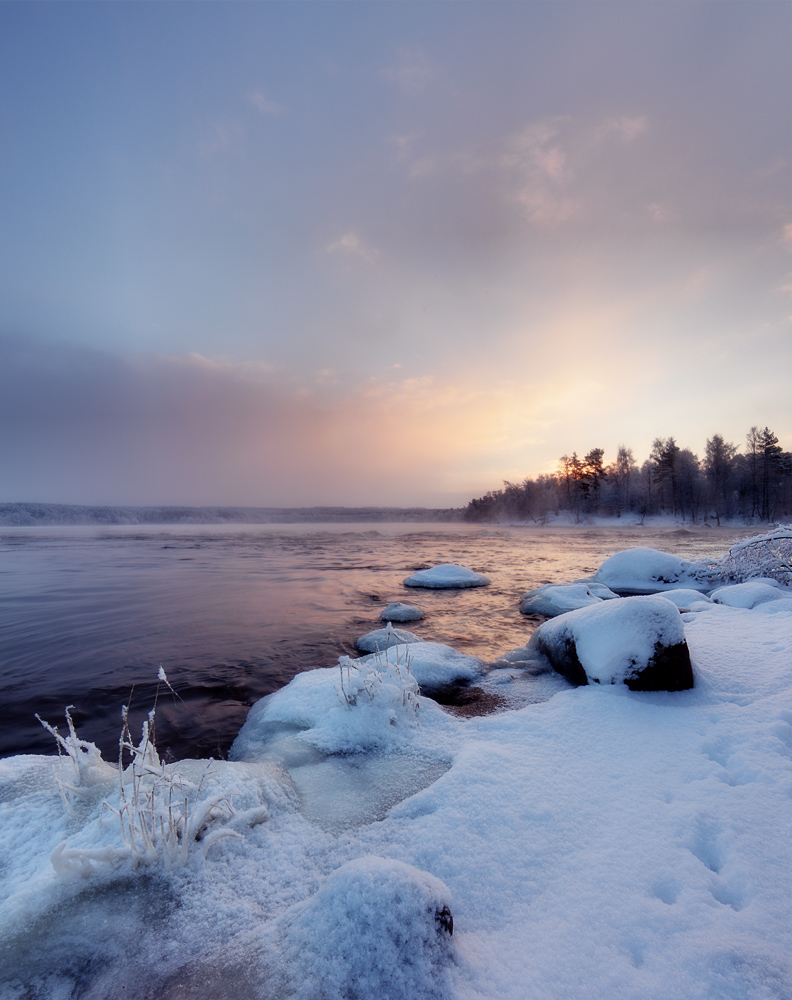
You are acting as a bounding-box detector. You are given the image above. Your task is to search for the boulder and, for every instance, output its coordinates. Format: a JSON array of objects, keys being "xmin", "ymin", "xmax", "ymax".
[
  {"xmin": 529, "ymin": 595, "xmax": 694, "ymax": 691},
  {"xmin": 594, "ymin": 547, "xmax": 708, "ymax": 594}
]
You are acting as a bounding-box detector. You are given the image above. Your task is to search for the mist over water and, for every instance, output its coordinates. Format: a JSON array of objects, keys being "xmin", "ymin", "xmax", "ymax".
[{"xmin": 0, "ymin": 523, "xmax": 750, "ymax": 761}]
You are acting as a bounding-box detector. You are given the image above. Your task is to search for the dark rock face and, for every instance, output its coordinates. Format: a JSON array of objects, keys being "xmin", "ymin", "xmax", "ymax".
[
  {"xmin": 624, "ymin": 641, "xmax": 694, "ymax": 691},
  {"xmin": 534, "ymin": 629, "xmax": 694, "ymax": 691}
]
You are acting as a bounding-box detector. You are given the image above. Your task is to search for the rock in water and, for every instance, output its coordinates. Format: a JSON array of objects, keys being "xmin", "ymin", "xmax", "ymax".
[
  {"xmin": 529, "ymin": 595, "xmax": 694, "ymax": 691},
  {"xmin": 519, "ymin": 582, "xmax": 617, "ymax": 617},
  {"xmin": 355, "ymin": 626, "xmax": 423, "ymax": 652},
  {"xmin": 404, "ymin": 563, "xmax": 490, "ymax": 589}
]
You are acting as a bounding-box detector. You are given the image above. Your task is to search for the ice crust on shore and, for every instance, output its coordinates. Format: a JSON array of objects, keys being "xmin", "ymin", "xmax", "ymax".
[{"xmin": 2, "ymin": 546, "xmax": 792, "ymax": 1000}]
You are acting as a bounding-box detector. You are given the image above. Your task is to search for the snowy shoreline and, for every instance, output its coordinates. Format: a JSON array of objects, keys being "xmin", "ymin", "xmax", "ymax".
[{"xmin": 1, "ymin": 538, "xmax": 791, "ymax": 998}]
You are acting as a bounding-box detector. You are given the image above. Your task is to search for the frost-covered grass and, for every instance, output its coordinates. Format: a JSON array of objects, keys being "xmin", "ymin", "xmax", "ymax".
[{"xmin": 34, "ymin": 672, "xmax": 269, "ymax": 875}]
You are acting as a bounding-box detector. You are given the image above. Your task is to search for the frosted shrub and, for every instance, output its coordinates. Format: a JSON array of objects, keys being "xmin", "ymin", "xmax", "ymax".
[{"xmin": 716, "ymin": 525, "xmax": 792, "ymax": 586}]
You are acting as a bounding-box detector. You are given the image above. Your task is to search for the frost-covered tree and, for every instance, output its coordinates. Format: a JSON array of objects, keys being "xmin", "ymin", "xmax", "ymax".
[
  {"xmin": 703, "ymin": 434, "xmax": 737, "ymax": 524},
  {"xmin": 675, "ymin": 448, "xmax": 703, "ymax": 522},
  {"xmin": 582, "ymin": 448, "xmax": 607, "ymax": 511},
  {"xmin": 606, "ymin": 445, "xmax": 636, "ymax": 516},
  {"xmin": 650, "ymin": 437, "xmax": 681, "ymax": 515}
]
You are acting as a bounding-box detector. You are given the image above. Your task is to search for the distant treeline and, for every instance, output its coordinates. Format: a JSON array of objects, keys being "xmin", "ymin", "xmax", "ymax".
[
  {"xmin": 464, "ymin": 427, "xmax": 792, "ymax": 524},
  {"xmin": 0, "ymin": 503, "xmax": 464, "ymax": 527}
]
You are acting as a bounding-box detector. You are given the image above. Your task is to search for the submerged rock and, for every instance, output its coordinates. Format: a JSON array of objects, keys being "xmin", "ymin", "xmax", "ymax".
[
  {"xmin": 529, "ymin": 595, "xmax": 694, "ymax": 691},
  {"xmin": 380, "ymin": 601, "xmax": 425, "ymax": 622},
  {"xmin": 404, "ymin": 563, "xmax": 490, "ymax": 589}
]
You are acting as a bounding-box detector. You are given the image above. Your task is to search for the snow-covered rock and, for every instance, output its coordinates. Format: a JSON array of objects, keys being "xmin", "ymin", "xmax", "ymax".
[
  {"xmin": 355, "ymin": 626, "xmax": 423, "ymax": 652},
  {"xmin": 529, "ymin": 595, "xmax": 694, "ymax": 691},
  {"xmin": 380, "ymin": 601, "xmax": 425, "ymax": 622},
  {"xmin": 710, "ymin": 580, "xmax": 792, "ymax": 609},
  {"xmin": 594, "ymin": 547, "xmax": 708, "ymax": 594},
  {"xmin": 230, "ymin": 655, "xmax": 425, "ymax": 756},
  {"xmin": 357, "ymin": 641, "xmax": 483, "ymax": 690},
  {"xmin": 404, "ymin": 563, "xmax": 491, "ymax": 588},
  {"xmin": 276, "ymin": 856, "xmax": 454, "ymax": 1000},
  {"xmin": 519, "ymin": 582, "xmax": 614, "ymax": 618},
  {"xmin": 653, "ymin": 588, "xmax": 713, "ymax": 611}
]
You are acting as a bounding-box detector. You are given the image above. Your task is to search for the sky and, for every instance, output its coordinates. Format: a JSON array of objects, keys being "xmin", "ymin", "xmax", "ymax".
[{"xmin": 0, "ymin": 1, "xmax": 790, "ymax": 508}]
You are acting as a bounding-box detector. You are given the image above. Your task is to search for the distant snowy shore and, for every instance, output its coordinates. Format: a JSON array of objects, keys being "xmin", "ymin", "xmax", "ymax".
[
  {"xmin": 0, "ymin": 501, "xmax": 774, "ymax": 529},
  {"xmin": 0, "ymin": 502, "xmax": 464, "ymax": 526}
]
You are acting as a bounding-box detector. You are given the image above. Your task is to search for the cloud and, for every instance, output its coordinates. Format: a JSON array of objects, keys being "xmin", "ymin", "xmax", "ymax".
[
  {"xmin": 594, "ymin": 116, "xmax": 648, "ymax": 143},
  {"xmin": 248, "ymin": 91, "xmax": 285, "ymax": 116},
  {"xmin": 325, "ymin": 231, "xmax": 379, "ymax": 262},
  {"xmin": 501, "ymin": 121, "xmax": 580, "ymax": 226},
  {"xmin": 648, "ymin": 203, "xmax": 670, "ymax": 224},
  {"xmin": 383, "ymin": 48, "xmax": 435, "ymax": 96},
  {"xmin": 782, "ymin": 223, "xmax": 792, "ymax": 245},
  {"xmin": 198, "ymin": 120, "xmax": 243, "ymax": 157}
]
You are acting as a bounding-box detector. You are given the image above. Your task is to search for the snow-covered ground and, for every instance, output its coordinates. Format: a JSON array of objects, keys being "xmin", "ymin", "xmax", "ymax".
[{"xmin": 1, "ymin": 543, "xmax": 791, "ymax": 999}]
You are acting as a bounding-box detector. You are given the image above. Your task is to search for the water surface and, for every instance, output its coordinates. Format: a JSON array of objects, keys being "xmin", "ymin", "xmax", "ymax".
[{"xmin": 0, "ymin": 523, "xmax": 748, "ymax": 760}]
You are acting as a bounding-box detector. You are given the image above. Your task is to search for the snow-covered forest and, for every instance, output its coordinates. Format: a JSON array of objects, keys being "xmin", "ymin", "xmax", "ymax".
[{"xmin": 465, "ymin": 426, "xmax": 791, "ymax": 524}]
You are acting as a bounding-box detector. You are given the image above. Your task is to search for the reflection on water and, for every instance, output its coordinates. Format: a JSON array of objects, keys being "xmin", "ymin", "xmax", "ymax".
[{"xmin": 0, "ymin": 522, "xmax": 750, "ymax": 760}]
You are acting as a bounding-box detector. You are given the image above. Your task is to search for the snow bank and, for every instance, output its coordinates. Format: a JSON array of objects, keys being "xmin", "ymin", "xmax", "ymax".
[
  {"xmin": 710, "ymin": 580, "xmax": 792, "ymax": 610},
  {"xmin": 594, "ymin": 547, "xmax": 709, "ymax": 594},
  {"xmin": 404, "ymin": 563, "xmax": 491, "ymax": 588},
  {"xmin": 530, "ymin": 595, "xmax": 694, "ymax": 690},
  {"xmin": 380, "ymin": 601, "xmax": 425, "ymax": 622}
]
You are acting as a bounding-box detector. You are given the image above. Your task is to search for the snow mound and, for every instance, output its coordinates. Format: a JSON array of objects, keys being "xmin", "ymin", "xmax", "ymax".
[
  {"xmin": 355, "ymin": 625, "xmax": 423, "ymax": 652},
  {"xmin": 276, "ymin": 856, "xmax": 454, "ymax": 1000},
  {"xmin": 404, "ymin": 563, "xmax": 490, "ymax": 588},
  {"xmin": 594, "ymin": 547, "xmax": 708, "ymax": 594},
  {"xmin": 357, "ymin": 641, "xmax": 484, "ymax": 690},
  {"xmin": 530, "ymin": 594, "xmax": 694, "ymax": 690},
  {"xmin": 520, "ymin": 583, "xmax": 607, "ymax": 617},
  {"xmin": 710, "ymin": 580, "xmax": 792, "ymax": 610},
  {"xmin": 380, "ymin": 601, "xmax": 425, "ymax": 622}
]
